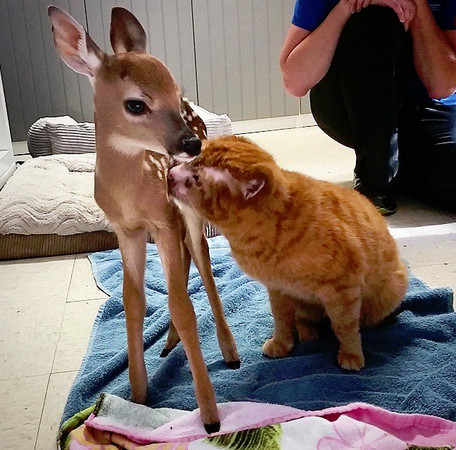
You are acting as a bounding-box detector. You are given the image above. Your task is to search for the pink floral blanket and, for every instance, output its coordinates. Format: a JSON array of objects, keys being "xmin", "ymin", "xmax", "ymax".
[{"xmin": 60, "ymin": 397, "xmax": 455, "ymax": 449}]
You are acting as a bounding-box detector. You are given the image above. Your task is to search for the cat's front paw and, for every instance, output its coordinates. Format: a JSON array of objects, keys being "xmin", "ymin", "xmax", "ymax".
[
  {"xmin": 262, "ymin": 338, "xmax": 293, "ymax": 358},
  {"xmin": 338, "ymin": 351, "xmax": 365, "ymax": 371}
]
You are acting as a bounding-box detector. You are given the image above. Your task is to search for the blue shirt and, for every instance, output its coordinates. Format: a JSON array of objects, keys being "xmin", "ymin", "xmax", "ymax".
[{"xmin": 292, "ymin": 0, "xmax": 456, "ymax": 105}]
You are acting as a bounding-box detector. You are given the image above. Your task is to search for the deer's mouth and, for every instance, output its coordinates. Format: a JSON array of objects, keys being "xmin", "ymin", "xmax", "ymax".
[{"xmin": 171, "ymin": 153, "xmax": 196, "ymax": 164}]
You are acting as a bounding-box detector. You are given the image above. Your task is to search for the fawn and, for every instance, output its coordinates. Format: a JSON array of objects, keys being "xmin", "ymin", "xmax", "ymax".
[{"xmin": 48, "ymin": 6, "xmax": 239, "ymax": 432}]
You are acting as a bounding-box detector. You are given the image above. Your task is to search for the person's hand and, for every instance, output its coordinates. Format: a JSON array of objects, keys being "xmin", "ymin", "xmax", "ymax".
[
  {"xmin": 371, "ymin": 0, "xmax": 416, "ymax": 30},
  {"xmin": 342, "ymin": 0, "xmax": 373, "ymax": 14}
]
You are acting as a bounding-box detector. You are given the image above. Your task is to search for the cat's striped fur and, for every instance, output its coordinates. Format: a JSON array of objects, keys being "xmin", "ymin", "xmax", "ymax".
[{"xmin": 168, "ymin": 136, "xmax": 409, "ymax": 370}]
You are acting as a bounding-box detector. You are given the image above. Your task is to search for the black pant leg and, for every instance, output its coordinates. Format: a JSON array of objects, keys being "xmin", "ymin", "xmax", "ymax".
[
  {"xmin": 396, "ymin": 101, "xmax": 456, "ymax": 211},
  {"xmin": 310, "ymin": 6, "xmax": 410, "ymax": 192}
]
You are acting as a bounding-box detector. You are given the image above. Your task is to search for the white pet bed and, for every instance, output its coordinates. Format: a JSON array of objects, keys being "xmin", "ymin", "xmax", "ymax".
[{"xmin": 0, "ymin": 154, "xmax": 117, "ymax": 259}]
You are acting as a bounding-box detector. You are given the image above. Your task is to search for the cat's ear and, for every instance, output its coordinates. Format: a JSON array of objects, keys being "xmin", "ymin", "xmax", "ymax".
[
  {"xmin": 240, "ymin": 165, "xmax": 275, "ymax": 200},
  {"xmin": 240, "ymin": 178, "xmax": 266, "ymax": 200}
]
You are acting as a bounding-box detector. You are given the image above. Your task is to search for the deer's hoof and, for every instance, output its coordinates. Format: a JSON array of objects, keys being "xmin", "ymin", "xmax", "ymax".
[
  {"xmin": 160, "ymin": 348, "xmax": 171, "ymax": 358},
  {"xmin": 204, "ymin": 421, "xmax": 220, "ymax": 434},
  {"xmin": 226, "ymin": 360, "xmax": 241, "ymax": 370}
]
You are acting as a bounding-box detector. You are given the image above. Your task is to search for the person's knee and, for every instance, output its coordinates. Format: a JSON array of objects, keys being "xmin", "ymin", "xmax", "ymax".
[
  {"xmin": 339, "ymin": 5, "xmax": 410, "ymax": 77},
  {"xmin": 345, "ymin": 5, "xmax": 406, "ymax": 42}
]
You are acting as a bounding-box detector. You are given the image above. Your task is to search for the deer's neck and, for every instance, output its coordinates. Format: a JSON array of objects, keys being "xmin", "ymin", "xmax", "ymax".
[
  {"xmin": 95, "ymin": 122, "xmax": 147, "ymax": 180},
  {"xmin": 93, "ymin": 125, "xmax": 173, "ymax": 228}
]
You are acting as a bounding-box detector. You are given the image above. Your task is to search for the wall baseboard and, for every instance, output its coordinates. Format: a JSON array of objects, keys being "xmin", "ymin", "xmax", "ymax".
[
  {"xmin": 232, "ymin": 113, "xmax": 316, "ymax": 134},
  {"xmin": 12, "ymin": 141, "xmax": 28, "ymax": 156}
]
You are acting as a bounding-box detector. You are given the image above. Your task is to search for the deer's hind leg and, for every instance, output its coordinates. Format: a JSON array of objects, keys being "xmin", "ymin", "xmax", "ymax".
[
  {"xmin": 185, "ymin": 217, "xmax": 240, "ymax": 369},
  {"xmin": 162, "ymin": 214, "xmax": 239, "ymax": 368}
]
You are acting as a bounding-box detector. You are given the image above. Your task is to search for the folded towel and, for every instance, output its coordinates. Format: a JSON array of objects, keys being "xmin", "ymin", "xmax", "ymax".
[
  {"xmin": 62, "ymin": 236, "xmax": 456, "ymax": 426},
  {"xmin": 93, "ymin": 393, "xmax": 188, "ymax": 433}
]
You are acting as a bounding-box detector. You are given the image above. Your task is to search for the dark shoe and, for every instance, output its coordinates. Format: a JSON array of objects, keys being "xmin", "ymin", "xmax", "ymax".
[{"xmin": 354, "ymin": 179, "xmax": 397, "ymax": 216}]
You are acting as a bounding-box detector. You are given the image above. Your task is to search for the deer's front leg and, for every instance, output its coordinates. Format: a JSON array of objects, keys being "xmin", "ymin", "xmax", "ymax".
[
  {"xmin": 155, "ymin": 226, "xmax": 220, "ymax": 433},
  {"xmin": 161, "ymin": 240, "xmax": 189, "ymax": 357},
  {"xmin": 115, "ymin": 227, "xmax": 148, "ymax": 404}
]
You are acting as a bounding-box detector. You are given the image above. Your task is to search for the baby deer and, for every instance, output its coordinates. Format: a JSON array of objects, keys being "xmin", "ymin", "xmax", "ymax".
[{"xmin": 48, "ymin": 6, "xmax": 239, "ymax": 432}]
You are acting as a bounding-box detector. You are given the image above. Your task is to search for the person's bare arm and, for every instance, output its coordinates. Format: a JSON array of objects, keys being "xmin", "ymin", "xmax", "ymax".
[
  {"xmin": 280, "ymin": 1, "xmax": 353, "ymax": 97},
  {"xmin": 409, "ymin": 0, "xmax": 456, "ymax": 99},
  {"xmin": 280, "ymin": 0, "xmax": 415, "ymax": 97}
]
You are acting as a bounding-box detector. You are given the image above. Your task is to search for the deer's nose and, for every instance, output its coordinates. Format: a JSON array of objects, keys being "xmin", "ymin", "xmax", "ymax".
[{"xmin": 182, "ymin": 136, "xmax": 202, "ymax": 156}]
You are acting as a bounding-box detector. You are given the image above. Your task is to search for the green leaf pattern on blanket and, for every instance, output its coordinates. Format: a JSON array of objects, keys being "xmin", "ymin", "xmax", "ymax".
[{"xmin": 206, "ymin": 424, "xmax": 283, "ymax": 449}]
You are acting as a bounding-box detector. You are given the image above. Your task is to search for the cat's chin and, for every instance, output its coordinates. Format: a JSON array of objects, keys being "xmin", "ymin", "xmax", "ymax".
[
  {"xmin": 168, "ymin": 189, "xmax": 185, "ymax": 202},
  {"xmin": 168, "ymin": 191, "xmax": 190, "ymax": 209}
]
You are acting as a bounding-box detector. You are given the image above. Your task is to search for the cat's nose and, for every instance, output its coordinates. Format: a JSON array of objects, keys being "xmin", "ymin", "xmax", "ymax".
[{"xmin": 168, "ymin": 165, "xmax": 194, "ymax": 191}]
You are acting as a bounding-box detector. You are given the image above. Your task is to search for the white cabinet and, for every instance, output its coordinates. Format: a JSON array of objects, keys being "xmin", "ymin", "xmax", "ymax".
[{"xmin": 0, "ymin": 70, "xmax": 15, "ymax": 188}]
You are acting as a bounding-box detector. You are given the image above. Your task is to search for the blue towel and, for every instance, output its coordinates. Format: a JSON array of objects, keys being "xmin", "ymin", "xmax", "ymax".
[{"xmin": 62, "ymin": 236, "xmax": 456, "ymax": 423}]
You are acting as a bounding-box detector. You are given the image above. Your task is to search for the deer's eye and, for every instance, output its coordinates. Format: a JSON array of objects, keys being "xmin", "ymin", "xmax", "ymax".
[{"xmin": 125, "ymin": 99, "xmax": 146, "ymax": 115}]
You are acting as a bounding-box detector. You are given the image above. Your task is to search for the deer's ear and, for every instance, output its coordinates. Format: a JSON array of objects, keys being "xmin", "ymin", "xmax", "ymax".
[
  {"xmin": 110, "ymin": 7, "xmax": 147, "ymax": 54},
  {"xmin": 48, "ymin": 6, "xmax": 103, "ymax": 78}
]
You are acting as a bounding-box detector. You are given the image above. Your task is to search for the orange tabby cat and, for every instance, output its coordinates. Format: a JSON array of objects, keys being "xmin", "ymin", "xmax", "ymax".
[{"xmin": 168, "ymin": 136, "xmax": 408, "ymax": 370}]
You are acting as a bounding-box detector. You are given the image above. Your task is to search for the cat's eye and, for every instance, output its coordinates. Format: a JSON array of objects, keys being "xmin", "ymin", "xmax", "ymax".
[
  {"xmin": 125, "ymin": 99, "xmax": 147, "ymax": 115},
  {"xmin": 193, "ymin": 174, "xmax": 200, "ymax": 183}
]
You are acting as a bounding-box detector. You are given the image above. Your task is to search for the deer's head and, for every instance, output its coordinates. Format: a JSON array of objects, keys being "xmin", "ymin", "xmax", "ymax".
[{"xmin": 48, "ymin": 6, "xmax": 201, "ymax": 160}]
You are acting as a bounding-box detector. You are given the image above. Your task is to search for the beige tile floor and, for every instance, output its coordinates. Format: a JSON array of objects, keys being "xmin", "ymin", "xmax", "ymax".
[{"xmin": 1, "ymin": 126, "xmax": 455, "ymax": 449}]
